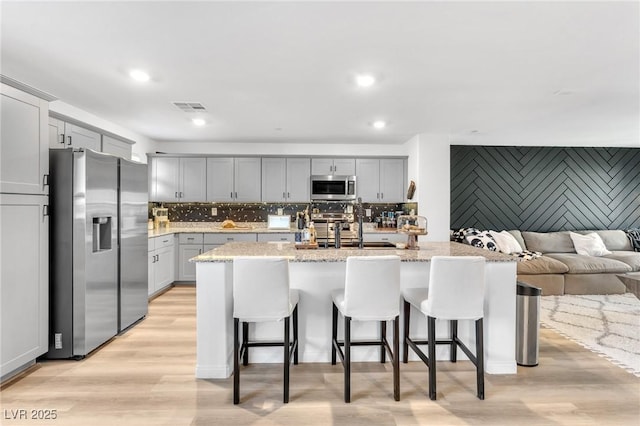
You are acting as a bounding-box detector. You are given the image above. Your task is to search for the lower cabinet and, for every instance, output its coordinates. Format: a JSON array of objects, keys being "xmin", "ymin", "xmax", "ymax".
[
  {"xmin": 1, "ymin": 194, "xmax": 48, "ymax": 378},
  {"xmin": 257, "ymin": 233, "xmax": 296, "ymax": 242},
  {"xmin": 178, "ymin": 233, "xmax": 204, "ymax": 282},
  {"xmin": 148, "ymin": 235, "xmax": 175, "ymax": 296},
  {"xmin": 363, "ymin": 233, "xmax": 406, "ymax": 244}
]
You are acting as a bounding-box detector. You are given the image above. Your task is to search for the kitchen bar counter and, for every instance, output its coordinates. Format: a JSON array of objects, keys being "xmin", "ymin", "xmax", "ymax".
[
  {"xmin": 148, "ymin": 222, "xmax": 295, "ymax": 237},
  {"xmin": 193, "ymin": 242, "xmax": 518, "ymax": 379}
]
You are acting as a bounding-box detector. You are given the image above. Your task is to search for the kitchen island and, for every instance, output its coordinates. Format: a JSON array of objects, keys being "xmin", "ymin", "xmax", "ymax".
[{"xmin": 192, "ymin": 242, "xmax": 518, "ymax": 379}]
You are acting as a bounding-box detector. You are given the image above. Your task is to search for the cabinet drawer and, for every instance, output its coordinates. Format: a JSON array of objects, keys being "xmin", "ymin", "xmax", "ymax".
[
  {"xmin": 156, "ymin": 235, "xmax": 175, "ymax": 249},
  {"xmin": 362, "ymin": 233, "xmax": 405, "ymax": 243},
  {"xmin": 179, "ymin": 233, "xmax": 204, "ymax": 245},
  {"xmin": 204, "ymin": 233, "xmax": 257, "ymax": 245},
  {"xmin": 257, "ymin": 233, "xmax": 295, "ymax": 242}
]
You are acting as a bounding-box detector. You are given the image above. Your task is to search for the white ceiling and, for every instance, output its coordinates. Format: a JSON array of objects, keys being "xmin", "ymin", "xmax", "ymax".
[{"xmin": 1, "ymin": 1, "xmax": 638, "ymax": 146}]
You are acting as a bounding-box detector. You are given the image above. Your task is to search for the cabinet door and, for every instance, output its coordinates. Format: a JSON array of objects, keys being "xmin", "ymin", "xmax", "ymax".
[
  {"xmin": 234, "ymin": 157, "xmax": 261, "ymax": 202},
  {"xmin": 356, "ymin": 158, "xmax": 380, "ymax": 202},
  {"xmin": 332, "ymin": 158, "xmax": 355, "ymax": 175},
  {"xmin": 154, "ymin": 245, "xmax": 175, "ymax": 292},
  {"xmin": 1, "ymin": 194, "xmax": 48, "ymax": 377},
  {"xmin": 261, "ymin": 158, "xmax": 287, "ymax": 202},
  {"xmin": 49, "ymin": 117, "xmax": 65, "ymax": 149},
  {"xmin": 206, "ymin": 158, "xmax": 234, "ymax": 201},
  {"xmin": 179, "ymin": 158, "xmax": 206, "ymax": 201},
  {"xmin": 64, "ymin": 123, "xmax": 101, "ymax": 151},
  {"xmin": 152, "ymin": 157, "xmax": 180, "ymax": 202},
  {"xmin": 379, "ymin": 159, "xmax": 405, "ymax": 202},
  {"xmin": 178, "ymin": 244, "xmax": 203, "ymax": 281},
  {"xmin": 286, "ymin": 158, "xmax": 310, "ymax": 202},
  {"xmin": 311, "ymin": 158, "xmax": 333, "ymax": 175},
  {"xmin": 102, "ymin": 135, "xmax": 132, "ymax": 159},
  {"xmin": 148, "ymin": 252, "xmax": 156, "ymax": 296},
  {"xmin": 1, "ymin": 84, "xmax": 49, "ymax": 195}
]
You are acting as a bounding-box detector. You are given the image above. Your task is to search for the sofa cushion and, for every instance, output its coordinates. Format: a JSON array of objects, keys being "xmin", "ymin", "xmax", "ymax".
[
  {"xmin": 516, "ymin": 255, "xmax": 569, "ymax": 274},
  {"xmin": 569, "ymin": 232, "xmax": 611, "ymax": 256},
  {"xmin": 522, "ymin": 231, "xmax": 575, "ymax": 254},
  {"xmin": 604, "ymin": 251, "xmax": 640, "ymax": 271},
  {"xmin": 576, "ymin": 230, "xmax": 632, "ymax": 251},
  {"xmin": 507, "ymin": 230, "xmax": 527, "ymax": 251},
  {"xmin": 464, "ymin": 231, "xmax": 497, "ymax": 251},
  {"xmin": 546, "ymin": 253, "xmax": 632, "ymax": 274}
]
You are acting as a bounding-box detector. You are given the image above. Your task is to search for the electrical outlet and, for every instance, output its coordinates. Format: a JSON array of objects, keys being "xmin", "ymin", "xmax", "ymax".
[
  {"xmin": 365, "ymin": 208, "xmax": 372, "ymax": 217},
  {"xmin": 54, "ymin": 333, "xmax": 62, "ymax": 349},
  {"xmin": 211, "ymin": 207, "xmax": 217, "ymax": 216},
  {"xmin": 277, "ymin": 208, "xmax": 284, "ymax": 215}
]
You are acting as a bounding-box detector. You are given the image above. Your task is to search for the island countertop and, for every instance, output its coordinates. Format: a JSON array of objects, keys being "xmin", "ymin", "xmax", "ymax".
[{"xmin": 190, "ymin": 241, "xmax": 515, "ymax": 263}]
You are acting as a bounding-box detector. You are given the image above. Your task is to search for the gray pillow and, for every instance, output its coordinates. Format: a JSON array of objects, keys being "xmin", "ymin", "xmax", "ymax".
[{"xmin": 522, "ymin": 231, "xmax": 575, "ymax": 254}]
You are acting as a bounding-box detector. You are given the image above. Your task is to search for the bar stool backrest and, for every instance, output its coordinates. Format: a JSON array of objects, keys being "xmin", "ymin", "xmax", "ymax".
[
  {"xmin": 426, "ymin": 256, "xmax": 486, "ymax": 320},
  {"xmin": 343, "ymin": 255, "xmax": 401, "ymax": 320},
  {"xmin": 233, "ymin": 256, "xmax": 292, "ymax": 322}
]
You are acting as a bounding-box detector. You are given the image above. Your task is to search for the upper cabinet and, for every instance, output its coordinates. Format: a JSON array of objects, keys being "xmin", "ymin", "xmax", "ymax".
[
  {"xmin": 356, "ymin": 158, "xmax": 405, "ymax": 203},
  {"xmin": 49, "ymin": 118, "xmax": 101, "ymax": 152},
  {"xmin": 150, "ymin": 157, "xmax": 206, "ymax": 202},
  {"xmin": 207, "ymin": 157, "xmax": 261, "ymax": 202},
  {"xmin": 102, "ymin": 135, "xmax": 132, "ymax": 160},
  {"xmin": 1, "ymin": 84, "xmax": 49, "ymax": 195},
  {"xmin": 311, "ymin": 158, "xmax": 355, "ymax": 175},
  {"xmin": 262, "ymin": 157, "xmax": 310, "ymax": 202}
]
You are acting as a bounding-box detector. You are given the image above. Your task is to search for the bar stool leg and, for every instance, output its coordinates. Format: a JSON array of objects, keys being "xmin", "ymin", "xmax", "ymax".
[
  {"xmin": 450, "ymin": 319, "xmax": 458, "ymax": 362},
  {"xmin": 293, "ymin": 305, "xmax": 299, "ymax": 365},
  {"xmin": 242, "ymin": 322, "xmax": 249, "ymax": 366},
  {"xmin": 331, "ymin": 303, "xmax": 338, "ymax": 365},
  {"xmin": 380, "ymin": 320, "xmax": 387, "ymax": 363},
  {"xmin": 233, "ymin": 318, "xmax": 240, "ymax": 405},
  {"xmin": 427, "ymin": 316, "xmax": 437, "ymax": 400},
  {"xmin": 476, "ymin": 318, "xmax": 485, "ymax": 400},
  {"xmin": 344, "ymin": 315, "xmax": 351, "ymax": 403},
  {"xmin": 393, "ymin": 315, "xmax": 400, "ymax": 401},
  {"xmin": 403, "ymin": 300, "xmax": 410, "ymax": 363},
  {"xmin": 284, "ymin": 314, "xmax": 291, "ymax": 403}
]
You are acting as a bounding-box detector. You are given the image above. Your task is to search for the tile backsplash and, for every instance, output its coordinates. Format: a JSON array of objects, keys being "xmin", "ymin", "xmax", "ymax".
[{"xmin": 149, "ymin": 202, "xmax": 418, "ymax": 223}]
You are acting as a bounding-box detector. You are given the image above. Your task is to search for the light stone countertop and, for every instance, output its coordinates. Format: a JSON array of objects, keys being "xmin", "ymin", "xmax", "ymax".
[{"xmin": 190, "ymin": 241, "xmax": 515, "ymax": 263}]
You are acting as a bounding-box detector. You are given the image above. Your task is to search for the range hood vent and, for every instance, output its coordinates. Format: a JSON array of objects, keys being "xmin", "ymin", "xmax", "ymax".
[{"xmin": 171, "ymin": 101, "xmax": 207, "ymax": 112}]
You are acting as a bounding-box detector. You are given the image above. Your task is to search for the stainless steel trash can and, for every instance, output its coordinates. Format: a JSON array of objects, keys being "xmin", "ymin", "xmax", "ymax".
[{"xmin": 516, "ymin": 281, "xmax": 542, "ymax": 366}]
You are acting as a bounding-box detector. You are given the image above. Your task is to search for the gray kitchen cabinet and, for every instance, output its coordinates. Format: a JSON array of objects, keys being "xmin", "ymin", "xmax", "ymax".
[
  {"xmin": 311, "ymin": 158, "xmax": 355, "ymax": 175},
  {"xmin": 261, "ymin": 157, "xmax": 310, "ymax": 202},
  {"xmin": 1, "ymin": 194, "xmax": 49, "ymax": 378},
  {"xmin": 49, "ymin": 118, "xmax": 101, "ymax": 152},
  {"xmin": 102, "ymin": 135, "xmax": 133, "ymax": 160},
  {"xmin": 257, "ymin": 233, "xmax": 296, "ymax": 242},
  {"xmin": 362, "ymin": 232, "xmax": 405, "ymax": 244},
  {"xmin": 177, "ymin": 233, "xmax": 204, "ymax": 282},
  {"xmin": 356, "ymin": 158, "xmax": 405, "ymax": 203},
  {"xmin": 148, "ymin": 236, "xmax": 175, "ymax": 296},
  {"xmin": 1, "ymin": 84, "xmax": 49, "ymax": 195},
  {"xmin": 206, "ymin": 157, "xmax": 261, "ymax": 202},
  {"xmin": 150, "ymin": 157, "xmax": 206, "ymax": 202}
]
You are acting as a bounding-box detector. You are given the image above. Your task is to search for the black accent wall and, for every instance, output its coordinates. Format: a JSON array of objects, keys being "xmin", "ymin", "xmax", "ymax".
[{"xmin": 450, "ymin": 146, "xmax": 640, "ymax": 232}]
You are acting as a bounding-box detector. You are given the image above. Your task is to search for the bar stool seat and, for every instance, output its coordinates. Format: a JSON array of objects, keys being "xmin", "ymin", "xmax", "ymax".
[
  {"xmin": 402, "ymin": 256, "xmax": 486, "ymax": 401},
  {"xmin": 232, "ymin": 256, "xmax": 299, "ymax": 404},
  {"xmin": 331, "ymin": 255, "xmax": 401, "ymax": 403}
]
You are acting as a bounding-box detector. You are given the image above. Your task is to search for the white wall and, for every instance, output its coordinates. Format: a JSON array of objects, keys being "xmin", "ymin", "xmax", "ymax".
[{"xmin": 49, "ymin": 101, "xmax": 157, "ymax": 163}]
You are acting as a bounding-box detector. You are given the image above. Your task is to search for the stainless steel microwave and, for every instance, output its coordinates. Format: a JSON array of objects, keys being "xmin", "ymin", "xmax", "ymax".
[{"xmin": 311, "ymin": 175, "xmax": 357, "ymax": 201}]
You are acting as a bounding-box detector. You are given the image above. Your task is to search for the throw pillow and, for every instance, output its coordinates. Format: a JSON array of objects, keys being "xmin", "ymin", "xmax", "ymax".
[
  {"xmin": 569, "ymin": 232, "xmax": 612, "ymax": 256},
  {"xmin": 464, "ymin": 231, "xmax": 497, "ymax": 251},
  {"xmin": 488, "ymin": 230, "xmax": 523, "ymax": 254},
  {"xmin": 452, "ymin": 227, "xmax": 480, "ymax": 243},
  {"xmin": 513, "ymin": 250, "xmax": 542, "ymax": 261}
]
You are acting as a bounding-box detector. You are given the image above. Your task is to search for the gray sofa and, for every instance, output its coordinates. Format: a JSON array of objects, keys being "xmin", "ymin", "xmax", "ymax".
[{"xmin": 512, "ymin": 230, "xmax": 640, "ymax": 295}]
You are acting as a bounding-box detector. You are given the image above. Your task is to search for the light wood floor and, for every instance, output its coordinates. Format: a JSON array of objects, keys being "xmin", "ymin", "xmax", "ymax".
[{"xmin": 2, "ymin": 286, "xmax": 639, "ymax": 425}]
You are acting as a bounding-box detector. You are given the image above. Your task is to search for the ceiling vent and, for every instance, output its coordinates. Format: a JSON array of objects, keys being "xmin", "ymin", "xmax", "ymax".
[{"xmin": 171, "ymin": 101, "xmax": 207, "ymax": 112}]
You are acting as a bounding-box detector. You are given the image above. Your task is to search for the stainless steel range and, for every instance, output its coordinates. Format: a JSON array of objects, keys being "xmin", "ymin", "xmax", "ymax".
[{"xmin": 311, "ymin": 212, "xmax": 358, "ymax": 248}]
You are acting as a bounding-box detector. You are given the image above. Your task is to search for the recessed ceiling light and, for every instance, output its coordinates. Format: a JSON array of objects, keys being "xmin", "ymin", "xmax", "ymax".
[
  {"xmin": 192, "ymin": 118, "xmax": 206, "ymax": 126},
  {"xmin": 129, "ymin": 69, "xmax": 150, "ymax": 82},
  {"xmin": 372, "ymin": 120, "xmax": 386, "ymax": 129},
  {"xmin": 356, "ymin": 74, "xmax": 376, "ymax": 88}
]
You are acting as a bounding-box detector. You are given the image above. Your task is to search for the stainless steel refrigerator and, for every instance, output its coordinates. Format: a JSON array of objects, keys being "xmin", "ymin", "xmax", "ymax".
[{"xmin": 48, "ymin": 149, "xmax": 148, "ymax": 359}]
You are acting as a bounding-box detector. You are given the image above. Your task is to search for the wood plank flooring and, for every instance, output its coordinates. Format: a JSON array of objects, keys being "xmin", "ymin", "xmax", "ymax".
[{"xmin": 1, "ymin": 286, "xmax": 639, "ymax": 425}]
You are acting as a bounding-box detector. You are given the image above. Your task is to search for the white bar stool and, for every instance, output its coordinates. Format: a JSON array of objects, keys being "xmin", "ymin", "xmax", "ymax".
[
  {"xmin": 232, "ymin": 256, "xmax": 299, "ymax": 404},
  {"xmin": 331, "ymin": 255, "xmax": 401, "ymax": 403},
  {"xmin": 402, "ymin": 256, "xmax": 486, "ymax": 400}
]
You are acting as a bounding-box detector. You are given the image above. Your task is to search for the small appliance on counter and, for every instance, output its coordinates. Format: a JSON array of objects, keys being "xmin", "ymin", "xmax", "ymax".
[
  {"xmin": 397, "ymin": 215, "xmax": 428, "ymax": 249},
  {"xmin": 267, "ymin": 214, "xmax": 291, "ymax": 229}
]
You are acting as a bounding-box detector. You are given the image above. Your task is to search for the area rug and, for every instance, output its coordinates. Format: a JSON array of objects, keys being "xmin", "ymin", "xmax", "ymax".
[{"xmin": 540, "ymin": 293, "xmax": 640, "ymax": 376}]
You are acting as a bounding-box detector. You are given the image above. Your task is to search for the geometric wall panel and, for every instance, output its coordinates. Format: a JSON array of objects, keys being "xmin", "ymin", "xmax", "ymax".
[{"xmin": 451, "ymin": 146, "xmax": 640, "ymax": 232}]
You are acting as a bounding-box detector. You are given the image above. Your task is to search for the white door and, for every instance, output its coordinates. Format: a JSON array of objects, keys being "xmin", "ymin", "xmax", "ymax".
[
  {"xmin": 179, "ymin": 158, "xmax": 207, "ymax": 201},
  {"xmin": 356, "ymin": 158, "xmax": 380, "ymax": 202},
  {"xmin": 64, "ymin": 123, "xmax": 101, "ymax": 151},
  {"xmin": 178, "ymin": 245, "xmax": 203, "ymax": 281},
  {"xmin": 311, "ymin": 158, "xmax": 333, "ymax": 175},
  {"xmin": 234, "ymin": 157, "xmax": 261, "ymax": 202},
  {"xmin": 102, "ymin": 135, "xmax": 132, "ymax": 159},
  {"xmin": 286, "ymin": 158, "xmax": 311, "ymax": 202},
  {"xmin": 153, "ymin": 157, "xmax": 180, "ymax": 201},
  {"xmin": 332, "ymin": 158, "xmax": 355, "ymax": 175},
  {"xmin": 379, "ymin": 159, "xmax": 405, "ymax": 202},
  {"xmin": 261, "ymin": 158, "xmax": 287, "ymax": 202},
  {"xmin": 206, "ymin": 158, "xmax": 234, "ymax": 201}
]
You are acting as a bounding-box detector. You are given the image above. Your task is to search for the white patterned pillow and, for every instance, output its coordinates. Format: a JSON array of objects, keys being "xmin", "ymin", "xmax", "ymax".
[
  {"xmin": 464, "ymin": 231, "xmax": 497, "ymax": 251},
  {"xmin": 452, "ymin": 227, "xmax": 481, "ymax": 243},
  {"xmin": 513, "ymin": 250, "xmax": 542, "ymax": 261},
  {"xmin": 488, "ymin": 230, "xmax": 523, "ymax": 254}
]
